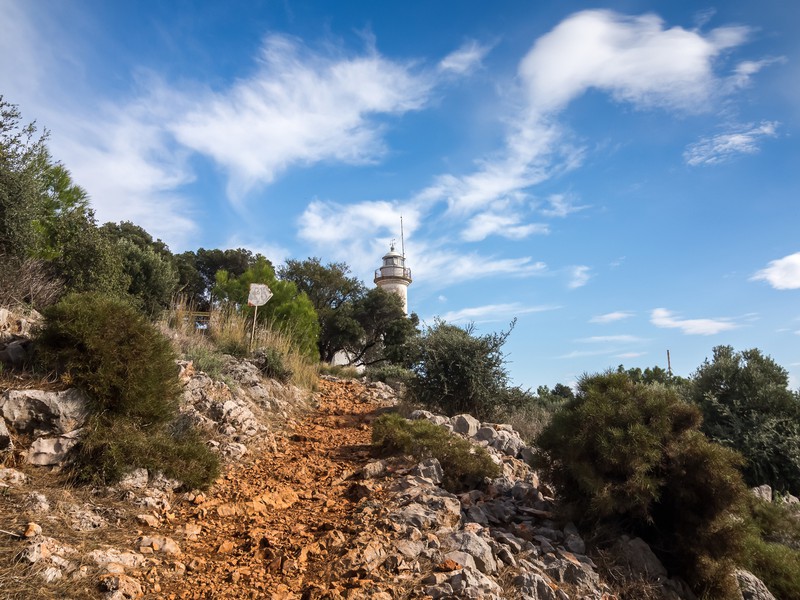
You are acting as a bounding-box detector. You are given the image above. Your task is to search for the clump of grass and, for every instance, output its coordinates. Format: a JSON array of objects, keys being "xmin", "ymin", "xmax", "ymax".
[
  {"xmin": 372, "ymin": 413, "xmax": 500, "ymax": 492},
  {"xmin": 365, "ymin": 363, "xmax": 415, "ymax": 386},
  {"xmin": 319, "ymin": 363, "xmax": 362, "ymax": 379},
  {"xmin": 161, "ymin": 298, "xmax": 317, "ymax": 390},
  {"xmin": 740, "ymin": 497, "xmax": 800, "ymax": 598},
  {"xmin": 74, "ymin": 416, "xmax": 219, "ymax": 490}
]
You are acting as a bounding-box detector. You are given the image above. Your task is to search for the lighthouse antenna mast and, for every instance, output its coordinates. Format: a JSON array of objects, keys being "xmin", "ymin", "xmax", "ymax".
[{"xmin": 400, "ymin": 215, "xmax": 405, "ymax": 258}]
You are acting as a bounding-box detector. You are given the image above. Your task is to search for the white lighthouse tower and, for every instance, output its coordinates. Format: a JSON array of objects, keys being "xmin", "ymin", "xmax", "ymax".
[{"xmin": 374, "ymin": 241, "xmax": 412, "ymax": 314}]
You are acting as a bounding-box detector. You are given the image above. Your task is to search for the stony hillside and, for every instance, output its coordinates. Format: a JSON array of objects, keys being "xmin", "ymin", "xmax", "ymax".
[{"xmin": 0, "ymin": 348, "xmax": 777, "ymax": 599}]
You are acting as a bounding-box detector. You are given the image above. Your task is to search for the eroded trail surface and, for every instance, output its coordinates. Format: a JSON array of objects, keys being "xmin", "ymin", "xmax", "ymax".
[{"xmin": 158, "ymin": 378, "xmax": 392, "ymax": 599}]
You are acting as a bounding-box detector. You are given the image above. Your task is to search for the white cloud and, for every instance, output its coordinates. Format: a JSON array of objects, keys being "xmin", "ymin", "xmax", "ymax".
[
  {"xmin": 171, "ymin": 34, "xmax": 432, "ymax": 201},
  {"xmin": 684, "ymin": 121, "xmax": 779, "ymax": 166},
  {"xmin": 650, "ymin": 308, "xmax": 738, "ymax": 335},
  {"xmin": 590, "ymin": 311, "xmax": 634, "ymax": 324},
  {"xmin": 412, "ymin": 247, "xmax": 548, "ymax": 287},
  {"xmin": 728, "ymin": 56, "xmax": 786, "ymax": 89},
  {"xmin": 461, "ymin": 211, "xmax": 548, "ymax": 241},
  {"xmin": 438, "ymin": 40, "xmax": 491, "ymax": 75},
  {"xmin": 616, "ymin": 352, "xmax": 647, "ymax": 359},
  {"xmin": 439, "ymin": 302, "xmax": 559, "ymax": 323},
  {"xmin": 751, "ymin": 252, "xmax": 800, "ymax": 290},
  {"xmin": 557, "ymin": 349, "xmax": 616, "ymax": 359},
  {"xmin": 568, "ymin": 265, "xmax": 591, "ymax": 289},
  {"xmin": 579, "ymin": 335, "xmax": 643, "ymax": 343},
  {"xmin": 519, "ymin": 10, "xmax": 750, "ymax": 114},
  {"xmin": 539, "ymin": 193, "xmax": 589, "ymax": 218}
]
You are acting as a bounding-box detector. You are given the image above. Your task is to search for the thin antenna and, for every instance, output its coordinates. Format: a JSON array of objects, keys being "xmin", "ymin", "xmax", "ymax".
[
  {"xmin": 667, "ymin": 349, "xmax": 672, "ymax": 376},
  {"xmin": 400, "ymin": 215, "xmax": 405, "ymax": 258}
]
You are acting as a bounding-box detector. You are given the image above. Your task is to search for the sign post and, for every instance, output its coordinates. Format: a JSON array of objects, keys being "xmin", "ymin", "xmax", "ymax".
[{"xmin": 247, "ymin": 283, "xmax": 273, "ymax": 352}]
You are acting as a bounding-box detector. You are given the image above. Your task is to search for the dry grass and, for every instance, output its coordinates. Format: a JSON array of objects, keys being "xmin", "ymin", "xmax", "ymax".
[
  {"xmin": 160, "ymin": 298, "xmax": 318, "ymax": 391},
  {"xmin": 0, "ymin": 464, "xmax": 142, "ymax": 600}
]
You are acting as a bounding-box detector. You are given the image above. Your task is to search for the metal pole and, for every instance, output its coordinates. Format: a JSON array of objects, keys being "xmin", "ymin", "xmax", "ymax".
[
  {"xmin": 667, "ymin": 349, "xmax": 672, "ymax": 376},
  {"xmin": 400, "ymin": 215, "xmax": 405, "ymax": 258},
  {"xmin": 250, "ymin": 304, "xmax": 258, "ymax": 352}
]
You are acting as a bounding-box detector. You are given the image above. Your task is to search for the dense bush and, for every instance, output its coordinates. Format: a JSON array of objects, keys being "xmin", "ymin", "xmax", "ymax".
[
  {"xmin": 536, "ymin": 371, "xmax": 749, "ymax": 598},
  {"xmin": 36, "ymin": 293, "xmax": 219, "ymax": 488},
  {"xmin": 37, "ymin": 293, "xmax": 180, "ymax": 424},
  {"xmin": 410, "ymin": 319, "xmax": 515, "ymax": 421},
  {"xmin": 690, "ymin": 345, "xmax": 800, "ymax": 494},
  {"xmin": 372, "ymin": 413, "xmax": 500, "ymax": 492}
]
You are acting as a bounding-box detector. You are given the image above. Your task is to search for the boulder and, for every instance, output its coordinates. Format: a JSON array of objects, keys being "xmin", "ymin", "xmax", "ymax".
[
  {"xmin": 451, "ymin": 414, "xmax": 480, "ymax": 437},
  {"xmin": 1, "ymin": 389, "xmax": 89, "ymax": 436},
  {"xmin": 612, "ymin": 536, "xmax": 667, "ymax": 579},
  {"xmin": 444, "ymin": 531, "xmax": 497, "ymax": 574},
  {"xmin": 735, "ymin": 570, "xmax": 776, "ymax": 600},
  {"xmin": 26, "ymin": 429, "xmax": 82, "ymax": 466},
  {"xmin": 514, "ymin": 572, "xmax": 559, "ymax": 600},
  {"xmin": 412, "ymin": 458, "xmax": 444, "ymax": 485},
  {"xmin": 490, "ymin": 429, "xmax": 525, "ymax": 457}
]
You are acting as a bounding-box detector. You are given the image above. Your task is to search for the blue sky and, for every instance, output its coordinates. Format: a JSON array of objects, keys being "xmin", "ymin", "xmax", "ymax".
[{"xmin": 2, "ymin": 0, "xmax": 799, "ymax": 390}]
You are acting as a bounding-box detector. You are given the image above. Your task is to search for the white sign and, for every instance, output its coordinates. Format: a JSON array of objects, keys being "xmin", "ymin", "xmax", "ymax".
[{"xmin": 247, "ymin": 283, "xmax": 273, "ymax": 307}]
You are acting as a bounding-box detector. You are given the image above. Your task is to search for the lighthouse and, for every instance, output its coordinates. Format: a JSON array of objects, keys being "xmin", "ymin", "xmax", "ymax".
[{"xmin": 374, "ymin": 242, "xmax": 412, "ymax": 314}]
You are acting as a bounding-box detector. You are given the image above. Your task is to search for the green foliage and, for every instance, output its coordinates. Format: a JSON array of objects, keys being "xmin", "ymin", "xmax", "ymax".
[
  {"xmin": 690, "ymin": 346, "xmax": 800, "ymax": 494},
  {"xmin": 37, "ymin": 292, "xmax": 218, "ymax": 489},
  {"xmin": 536, "ymin": 371, "xmax": 749, "ymax": 598},
  {"xmin": 318, "ymin": 363, "xmax": 362, "ymax": 379},
  {"xmin": 45, "ymin": 209, "xmax": 129, "ymax": 296},
  {"xmin": 279, "ymin": 257, "xmax": 366, "ymax": 362},
  {"xmin": 372, "ymin": 413, "xmax": 500, "ymax": 492},
  {"xmin": 74, "ymin": 416, "xmax": 219, "ymax": 489},
  {"xmin": 742, "ymin": 534, "xmax": 800, "ymax": 600},
  {"xmin": 366, "ymin": 363, "xmax": 416, "ymax": 386},
  {"xmin": 101, "ymin": 222, "xmax": 178, "ymax": 314},
  {"xmin": 409, "ymin": 319, "xmax": 514, "ymax": 421},
  {"xmin": 0, "ymin": 97, "xmax": 50, "ymax": 258},
  {"xmin": 214, "ymin": 256, "xmax": 320, "ymax": 360},
  {"xmin": 37, "ymin": 293, "xmax": 180, "ymax": 425}
]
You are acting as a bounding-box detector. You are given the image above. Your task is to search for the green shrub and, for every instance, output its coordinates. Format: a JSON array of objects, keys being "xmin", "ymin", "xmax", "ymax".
[
  {"xmin": 372, "ymin": 413, "xmax": 500, "ymax": 492},
  {"xmin": 742, "ymin": 533, "xmax": 800, "ymax": 600},
  {"xmin": 319, "ymin": 363, "xmax": 361, "ymax": 379},
  {"xmin": 36, "ymin": 292, "xmax": 218, "ymax": 488},
  {"xmin": 365, "ymin": 363, "xmax": 415, "ymax": 385},
  {"xmin": 690, "ymin": 346, "xmax": 800, "ymax": 494},
  {"xmin": 37, "ymin": 292, "xmax": 180, "ymax": 425},
  {"xmin": 410, "ymin": 319, "xmax": 514, "ymax": 421},
  {"xmin": 74, "ymin": 416, "xmax": 219, "ymax": 489},
  {"xmin": 536, "ymin": 371, "xmax": 749, "ymax": 598}
]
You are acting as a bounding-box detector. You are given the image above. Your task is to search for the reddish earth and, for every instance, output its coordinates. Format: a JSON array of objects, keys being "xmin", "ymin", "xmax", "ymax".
[{"xmin": 155, "ymin": 378, "xmax": 394, "ymax": 599}]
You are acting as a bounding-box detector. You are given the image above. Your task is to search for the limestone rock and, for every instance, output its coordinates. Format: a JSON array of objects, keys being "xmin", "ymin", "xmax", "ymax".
[
  {"xmin": 1, "ymin": 388, "xmax": 89, "ymax": 436},
  {"xmin": 411, "ymin": 458, "xmax": 443, "ymax": 485},
  {"xmin": 99, "ymin": 573, "xmax": 143, "ymax": 599},
  {"xmin": 0, "ymin": 418, "xmax": 11, "ymax": 451},
  {"xmin": 26, "ymin": 429, "xmax": 82, "ymax": 466},
  {"xmin": 118, "ymin": 468, "xmax": 149, "ymax": 490},
  {"xmin": 613, "ymin": 536, "xmax": 668, "ymax": 579},
  {"xmin": 0, "ymin": 466, "xmax": 27, "ymax": 485},
  {"xmin": 736, "ymin": 570, "xmax": 777, "ymax": 600},
  {"xmin": 444, "ymin": 531, "xmax": 497, "ymax": 574},
  {"xmin": 451, "ymin": 414, "xmax": 480, "ymax": 437}
]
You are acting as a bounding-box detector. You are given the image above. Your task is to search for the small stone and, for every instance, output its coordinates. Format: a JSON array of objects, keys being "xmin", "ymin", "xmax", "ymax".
[
  {"xmin": 218, "ymin": 540, "xmax": 235, "ymax": 554},
  {"xmin": 136, "ymin": 514, "xmax": 160, "ymax": 528},
  {"xmin": 24, "ymin": 522, "xmax": 42, "ymax": 538}
]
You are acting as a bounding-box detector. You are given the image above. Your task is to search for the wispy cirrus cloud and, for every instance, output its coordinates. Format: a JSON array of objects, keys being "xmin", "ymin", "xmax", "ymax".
[
  {"xmin": 461, "ymin": 211, "xmax": 549, "ymax": 241},
  {"xmin": 568, "ymin": 265, "xmax": 591, "ymax": 289},
  {"xmin": 684, "ymin": 121, "xmax": 779, "ymax": 166},
  {"xmin": 438, "ymin": 302, "xmax": 559, "ymax": 324},
  {"xmin": 751, "ymin": 252, "xmax": 800, "ymax": 290},
  {"xmin": 616, "ymin": 351, "xmax": 647, "ymax": 359},
  {"xmin": 539, "ymin": 193, "xmax": 589, "ymax": 218},
  {"xmin": 590, "ymin": 311, "xmax": 634, "ymax": 324},
  {"xmin": 438, "ymin": 40, "xmax": 492, "ymax": 75},
  {"xmin": 650, "ymin": 308, "xmax": 738, "ymax": 335},
  {"xmin": 172, "ymin": 34, "xmax": 433, "ymax": 201},
  {"xmin": 578, "ymin": 335, "xmax": 644, "ymax": 343}
]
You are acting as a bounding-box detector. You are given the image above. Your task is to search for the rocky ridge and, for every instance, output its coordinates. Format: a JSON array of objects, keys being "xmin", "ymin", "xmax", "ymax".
[{"xmin": 1, "ymin": 355, "xmax": 776, "ymax": 599}]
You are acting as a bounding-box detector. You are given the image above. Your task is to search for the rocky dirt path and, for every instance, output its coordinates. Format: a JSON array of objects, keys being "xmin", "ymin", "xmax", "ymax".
[{"xmin": 156, "ymin": 378, "xmax": 393, "ymax": 599}]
